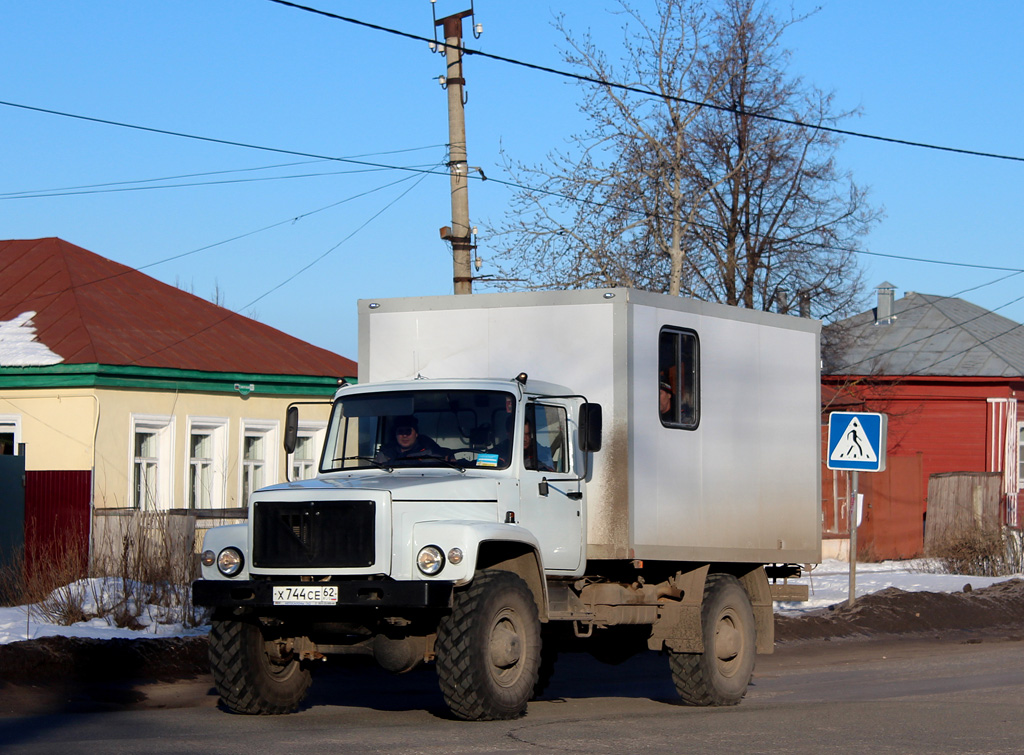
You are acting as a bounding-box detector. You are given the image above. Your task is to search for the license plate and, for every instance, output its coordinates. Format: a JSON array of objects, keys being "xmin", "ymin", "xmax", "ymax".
[{"xmin": 272, "ymin": 585, "xmax": 339, "ymax": 605}]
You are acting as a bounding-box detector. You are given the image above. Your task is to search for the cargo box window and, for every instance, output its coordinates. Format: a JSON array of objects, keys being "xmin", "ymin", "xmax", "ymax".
[{"xmin": 659, "ymin": 327, "xmax": 699, "ymax": 429}]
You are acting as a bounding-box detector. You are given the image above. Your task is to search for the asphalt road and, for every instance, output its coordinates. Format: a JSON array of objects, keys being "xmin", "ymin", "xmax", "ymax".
[{"xmin": 2, "ymin": 633, "xmax": 1023, "ymax": 754}]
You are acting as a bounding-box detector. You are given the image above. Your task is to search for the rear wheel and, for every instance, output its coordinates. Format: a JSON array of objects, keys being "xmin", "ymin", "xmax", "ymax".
[
  {"xmin": 436, "ymin": 570, "xmax": 541, "ymax": 720},
  {"xmin": 669, "ymin": 574, "xmax": 755, "ymax": 706},
  {"xmin": 208, "ymin": 615, "xmax": 312, "ymax": 714}
]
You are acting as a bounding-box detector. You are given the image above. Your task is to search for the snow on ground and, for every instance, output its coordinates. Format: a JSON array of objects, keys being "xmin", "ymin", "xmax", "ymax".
[
  {"xmin": 1, "ymin": 560, "xmax": 1021, "ymax": 644},
  {"xmin": 0, "ymin": 577, "xmax": 208, "ymax": 645},
  {"xmin": 775, "ymin": 558, "xmax": 1023, "ymax": 615}
]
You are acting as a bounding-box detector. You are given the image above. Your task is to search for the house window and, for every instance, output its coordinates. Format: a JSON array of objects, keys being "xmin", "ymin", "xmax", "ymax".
[
  {"xmin": 131, "ymin": 415, "xmax": 174, "ymax": 510},
  {"xmin": 658, "ymin": 327, "xmax": 700, "ymax": 429},
  {"xmin": 0, "ymin": 415, "xmax": 19, "ymax": 455},
  {"xmin": 290, "ymin": 435, "xmax": 317, "ymax": 481},
  {"xmin": 242, "ymin": 434, "xmax": 265, "ymax": 502},
  {"xmin": 190, "ymin": 433, "xmax": 213, "ymax": 508},
  {"xmin": 288, "ymin": 422, "xmax": 326, "ymax": 481},
  {"xmin": 186, "ymin": 418, "xmax": 228, "ymax": 509},
  {"xmin": 290, "ymin": 435, "xmax": 315, "ymax": 480},
  {"xmin": 1018, "ymin": 423, "xmax": 1024, "ymax": 490},
  {"xmin": 240, "ymin": 421, "xmax": 279, "ymax": 504},
  {"xmin": 135, "ymin": 432, "xmax": 159, "ymax": 508}
]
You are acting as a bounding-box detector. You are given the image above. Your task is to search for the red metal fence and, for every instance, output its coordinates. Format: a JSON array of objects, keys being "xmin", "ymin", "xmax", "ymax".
[{"xmin": 24, "ymin": 470, "xmax": 92, "ymax": 576}]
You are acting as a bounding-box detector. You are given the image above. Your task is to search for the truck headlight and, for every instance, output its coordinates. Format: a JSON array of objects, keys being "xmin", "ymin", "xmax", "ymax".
[
  {"xmin": 416, "ymin": 545, "xmax": 445, "ymax": 575},
  {"xmin": 200, "ymin": 550, "xmax": 216, "ymax": 567},
  {"xmin": 217, "ymin": 547, "xmax": 244, "ymax": 577},
  {"xmin": 447, "ymin": 547, "xmax": 464, "ymax": 565}
]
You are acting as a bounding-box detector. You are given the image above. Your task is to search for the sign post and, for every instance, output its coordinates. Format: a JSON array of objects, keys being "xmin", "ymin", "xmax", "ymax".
[{"xmin": 827, "ymin": 412, "xmax": 887, "ymax": 606}]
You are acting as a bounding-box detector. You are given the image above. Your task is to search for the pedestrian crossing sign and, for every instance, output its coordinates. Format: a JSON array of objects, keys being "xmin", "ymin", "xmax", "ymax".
[{"xmin": 827, "ymin": 412, "xmax": 887, "ymax": 472}]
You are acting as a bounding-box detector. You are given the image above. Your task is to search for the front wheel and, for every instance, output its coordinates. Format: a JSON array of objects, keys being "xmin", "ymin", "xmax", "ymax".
[
  {"xmin": 436, "ymin": 570, "xmax": 542, "ymax": 720},
  {"xmin": 208, "ymin": 615, "xmax": 312, "ymax": 714},
  {"xmin": 669, "ymin": 573, "xmax": 756, "ymax": 706}
]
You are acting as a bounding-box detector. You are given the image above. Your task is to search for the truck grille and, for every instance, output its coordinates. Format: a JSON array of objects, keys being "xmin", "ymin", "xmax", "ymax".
[{"xmin": 252, "ymin": 500, "xmax": 376, "ymax": 569}]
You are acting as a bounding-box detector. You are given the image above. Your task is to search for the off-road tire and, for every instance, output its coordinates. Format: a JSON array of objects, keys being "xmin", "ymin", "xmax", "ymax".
[
  {"xmin": 436, "ymin": 570, "xmax": 541, "ymax": 720},
  {"xmin": 208, "ymin": 616, "xmax": 312, "ymax": 715},
  {"xmin": 669, "ymin": 573, "xmax": 756, "ymax": 706}
]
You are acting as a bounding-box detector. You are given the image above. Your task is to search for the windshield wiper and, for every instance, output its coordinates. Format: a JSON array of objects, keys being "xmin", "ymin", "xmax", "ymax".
[
  {"xmin": 332, "ymin": 456, "xmax": 393, "ymax": 472},
  {"xmin": 418, "ymin": 455, "xmax": 467, "ymax": 473},
  {"xmin": 389, "ymin": 455, "xmax": 466, "ymax": 473}
]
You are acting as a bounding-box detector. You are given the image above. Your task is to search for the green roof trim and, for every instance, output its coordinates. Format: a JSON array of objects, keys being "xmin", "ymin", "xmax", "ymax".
[{"xmin": 0, "ymin": 363, "xmax": 357, "ymax": 395}]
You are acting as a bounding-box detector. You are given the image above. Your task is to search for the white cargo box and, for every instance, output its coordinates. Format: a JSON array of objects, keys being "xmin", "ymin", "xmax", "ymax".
[{"xmin": 359, "ymin": 288, "xmax": 821, "ymax": 565}]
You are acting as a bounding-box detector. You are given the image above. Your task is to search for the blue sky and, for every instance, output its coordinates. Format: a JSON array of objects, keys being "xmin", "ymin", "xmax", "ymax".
[{"xmin": 4, "ymin": 1, "xmax": 1023, "ymax": 359}]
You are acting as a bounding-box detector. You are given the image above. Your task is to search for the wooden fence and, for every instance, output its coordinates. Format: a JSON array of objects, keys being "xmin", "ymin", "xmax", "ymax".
[{"xmin": 924, "ymin": 472, "xmax": 1001, "ymax": 553}]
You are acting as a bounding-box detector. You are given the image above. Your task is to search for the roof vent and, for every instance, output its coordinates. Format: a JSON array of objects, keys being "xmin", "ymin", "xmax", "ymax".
[{"xmin": 876, "ymin": 282, "xmax": 896, "ymax": 324}]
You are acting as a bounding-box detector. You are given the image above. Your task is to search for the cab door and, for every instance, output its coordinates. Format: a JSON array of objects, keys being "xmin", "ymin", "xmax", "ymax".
[{"xmin": 517, "ymin": 402, "xmax": 583, "ymax": 572}]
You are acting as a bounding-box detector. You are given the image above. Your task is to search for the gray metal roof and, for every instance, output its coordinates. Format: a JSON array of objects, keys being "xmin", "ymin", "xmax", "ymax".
[{"xmin": 827, "ymin": 291, "xmax": 1024, "ymax": 377}]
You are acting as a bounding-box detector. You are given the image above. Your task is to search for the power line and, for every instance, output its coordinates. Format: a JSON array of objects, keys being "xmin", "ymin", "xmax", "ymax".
[
  {"xmin": 482, "ymin": 170, "xmax": 1024, "ymax": 278},
  {"xmin": 853, "ymin": 248, "xmax": 1024, "ymax": 273},
  {"xmin": 132, "ymin": 171, "xmax": 434, "ymax": 365},
  {"xmin": 0, "ymin": 99, "xmax": 452, "ymax": 180},
  {"xmin": 0, "ymin": 145, "xmax": 446, "ymax": 199},
  {"xmin": 833, "ymin": 289, "xmax": 1024, "ymax": 373},
  {"xmin": 5, "ymin": 95, "xmax": 1016, "ymax": 281},
  {"xmin": 24, "ymin": 171, "xmax": 435, "ymax": 301},
  {"xmin": 1, "ymin": 163, "xmax": 441, "ymax": 200},
  {"xmin": 907, "ymin": 310, "xmax": 1024, "ymax": 376},
  {"xmin": 266, "ymin": 0, "xmax": 1024, "ymax": 164}
]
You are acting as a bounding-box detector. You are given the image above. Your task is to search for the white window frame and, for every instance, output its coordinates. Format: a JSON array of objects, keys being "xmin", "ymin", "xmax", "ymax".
[
  {"xmin": 239, "ymin": 419, "xmax": 280, "ymax": 505},
  {"xmin": 130, "ymin": 414, "xmax": 175, "ymax": 511},
  {"xmin": 288, "ymin": 421, "xmax": 327, "ymax": 481},
  {"xmin": 0, "ymin": 414, "xmax": 22, "ymax": 455},
  {"xmin": 185, "ymin": 417, "xmax": 229, "ymax": 509},
  {"xmin": 1018, "ymin": 421, "xmax": 1024, "ymax": 492}
]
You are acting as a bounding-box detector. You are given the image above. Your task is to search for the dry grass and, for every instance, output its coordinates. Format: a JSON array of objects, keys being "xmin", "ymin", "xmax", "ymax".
[
  {"xmin": 928, "ymin": 531, "xmax": 1022, "ymax": 578},
  {"xmin": 5, "ymin": 512, "xmax": 207, "ymax": 629},
  {"xmin": 0, "ymin": 546, "xmax": 28, "ymax": 608},
  {"xmin": 90, "ymin": 511, "xmax": 206, "ymax": 629}
]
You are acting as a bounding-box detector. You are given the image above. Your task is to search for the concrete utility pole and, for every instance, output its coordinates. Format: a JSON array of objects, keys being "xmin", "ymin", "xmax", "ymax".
[{"xmin": 436, "ymin": 9, "xmax": 474, "ymax": 295}]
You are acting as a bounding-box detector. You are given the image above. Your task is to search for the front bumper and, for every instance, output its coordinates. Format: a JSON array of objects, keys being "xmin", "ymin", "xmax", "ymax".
[{"xmin": 192, "ymin": 578, "xmax": 453, "ymax": 609}]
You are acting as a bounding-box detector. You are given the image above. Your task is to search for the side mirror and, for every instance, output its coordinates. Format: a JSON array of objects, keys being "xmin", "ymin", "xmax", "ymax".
[
  {"xmin": 579, "ymin": 403, "xmax": 602, "ymax": 453},
  {"xmin": 284, "ymin": 405, "xmax": 299, "ymax": 455}
]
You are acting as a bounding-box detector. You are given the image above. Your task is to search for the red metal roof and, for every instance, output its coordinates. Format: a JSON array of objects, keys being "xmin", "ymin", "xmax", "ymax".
[{"xmin": 0, "ymin": 238, "xmax": 356, "ymax": 377}]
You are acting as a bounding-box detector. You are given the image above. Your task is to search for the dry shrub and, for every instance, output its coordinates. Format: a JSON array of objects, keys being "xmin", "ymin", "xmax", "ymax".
[
  {"xmin": 0, "ymin": 546, "xmax": 26, "ymax": 607},
  {"xmin": 929, "ymin": 532, "xmax": 1017, "ymax": 577},
  {"xmin": 1002, "ymin": 529, "xmax": 1024, "ymax": 574},
  {"xmin": 91, "ymin": 511, "xmax": 205, "ymax": 629},
  {"xmin": 4, "ymin": 511, "xmax": 206, "ymax": 629},
  {"xmin": 22, "ymin": 536, "xmax": 91, "ymax": 626}
]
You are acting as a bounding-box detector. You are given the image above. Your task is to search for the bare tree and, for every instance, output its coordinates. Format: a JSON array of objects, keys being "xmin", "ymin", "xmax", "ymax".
[
  {"xmin": 683, "ymin": 0, "xmax": 878, "ymax": 318},
  {"xmin": 488, "ymin": 0, "xmax": 731, "ymax": 294},
  {"xmin": 486, "ymin": 0, "xmax": 879, "ymax": 322}
]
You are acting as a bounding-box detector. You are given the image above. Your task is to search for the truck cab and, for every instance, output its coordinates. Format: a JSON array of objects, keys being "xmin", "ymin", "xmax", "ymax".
[{"xmin": 196, "ymin": 376, "xmax": 599, "ymax": 595}]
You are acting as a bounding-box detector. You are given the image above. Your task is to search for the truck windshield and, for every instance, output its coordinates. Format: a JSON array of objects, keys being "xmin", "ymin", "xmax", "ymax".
[{"xmin": 322, "ymin": 389, "xmax": 517, "ymax": 471}]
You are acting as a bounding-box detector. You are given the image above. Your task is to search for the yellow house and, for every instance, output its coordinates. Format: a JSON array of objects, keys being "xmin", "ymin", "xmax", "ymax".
[{"xmin": 0, "ymin": 238, "xmax": 356, "ymax": 557}]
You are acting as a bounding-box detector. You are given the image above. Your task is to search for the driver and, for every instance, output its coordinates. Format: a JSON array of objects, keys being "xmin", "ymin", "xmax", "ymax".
[{"xmin": 377, "ymin": 415, "xmax": 448, "ymax": 462}]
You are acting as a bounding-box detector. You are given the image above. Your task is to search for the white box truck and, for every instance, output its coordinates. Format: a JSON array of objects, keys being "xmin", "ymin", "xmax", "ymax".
[{"xmin": 193, "ymin": 288, "xmax": 821, "ymax": 720}]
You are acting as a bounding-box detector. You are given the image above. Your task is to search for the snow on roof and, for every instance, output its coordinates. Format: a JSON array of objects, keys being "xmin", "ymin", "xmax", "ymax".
[{"xmin": 0, "ymin": 310, "xmax": 63, "ymax": 366}]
